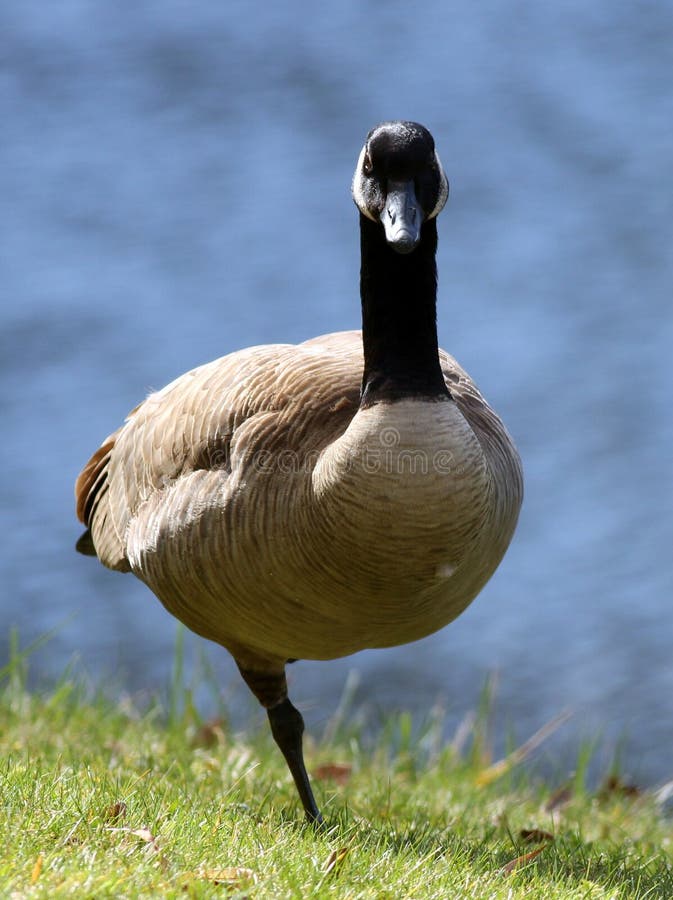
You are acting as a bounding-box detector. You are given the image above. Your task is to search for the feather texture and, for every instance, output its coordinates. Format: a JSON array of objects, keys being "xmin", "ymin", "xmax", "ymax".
[{"xmin": 76, "ymin": 330, "xmax": 522, "ymax": 671}]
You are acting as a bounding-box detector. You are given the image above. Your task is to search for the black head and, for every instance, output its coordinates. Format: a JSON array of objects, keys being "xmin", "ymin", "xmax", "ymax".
[{"xmin": 352, "ymin": 121, "xmax": 449, "ymax": 254}]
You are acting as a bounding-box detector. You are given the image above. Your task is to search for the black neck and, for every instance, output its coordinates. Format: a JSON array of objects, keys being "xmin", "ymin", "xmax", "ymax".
[{"xmin": 359, "ymin": 214, "xmax": 450, "ymax": 406}]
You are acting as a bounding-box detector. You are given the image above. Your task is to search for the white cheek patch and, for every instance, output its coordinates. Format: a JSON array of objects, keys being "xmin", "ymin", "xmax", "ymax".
[
  {"xmin": 353, "ymin": 144, "xmax": 448, "ymax": 222},
  {"xmin": 428, "ymin": 151, "xmax": 449, "ymax": 219},
  {"xmin": 352, "ymin": 145, "xmax": 377, "ymax": 221}
]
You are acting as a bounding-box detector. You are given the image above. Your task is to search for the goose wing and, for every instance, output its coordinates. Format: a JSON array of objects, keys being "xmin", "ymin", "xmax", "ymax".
[
  {"xmin": 75, "ymin": 332, "xmax": 362, "ymax": 571},
  {"xmin": 439, "ymin": 347, "xmax": 523, "ymax": 514}
]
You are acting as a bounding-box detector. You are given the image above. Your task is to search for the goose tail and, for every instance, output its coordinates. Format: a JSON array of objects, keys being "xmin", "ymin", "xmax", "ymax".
[{"xmin": 75, "ymin": 528, "xmax": 96, "ymax": 556}]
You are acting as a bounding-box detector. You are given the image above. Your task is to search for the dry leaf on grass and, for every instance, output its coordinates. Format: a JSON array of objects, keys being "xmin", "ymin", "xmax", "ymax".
[
  {"xmin": 545, "ymin": 784, "xmax": 573, "ymax": 812},
  {"xmin": 314, "ymin": 763, "xmax": 352, "ymax": 785},
  {"xmin": 129, "ymin": 827, "xmax": 159, "ymax": 848},
  {"xmin": 191, "ymin": 718, "xmax": 227, "ymax": 748},
  {"xmin": 104, "ymin": 801, "xmax": 127, "ymax": 823},
  {"xmin": 520, "ymin": 828, "xmax": 554, "ymax": 845},
  {"xmin": 30, "ymin": 855, "xmax": 43, "ymax": 885},
  {"xmin": 108, "ymin": 826, "xmax": 161, "ymax": 854},
  {"xmin": 109, "ymin": 827, "xmax": 171, "ymax": 873},
  {"xmin": 598, "ymin": 774, "xmax": 642, "ymax": 800},
  {"xmin": 500, "ymin": 845, "xmax": 548, "ymax": 876},
  {"xmin": 323, "ymin": 847, "xmax": 349, "ymax": 875}
]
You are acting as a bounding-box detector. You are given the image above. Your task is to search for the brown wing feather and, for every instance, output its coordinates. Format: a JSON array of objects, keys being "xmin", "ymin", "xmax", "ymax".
[{"xmin": 75, "ymin": 435, "xmax": 116, "ymax": 525}]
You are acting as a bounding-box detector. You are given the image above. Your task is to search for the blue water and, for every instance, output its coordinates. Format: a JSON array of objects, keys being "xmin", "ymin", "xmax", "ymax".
[{"xmin": 2, "ymin": 2, "xmax": 672, "ymax": 783}]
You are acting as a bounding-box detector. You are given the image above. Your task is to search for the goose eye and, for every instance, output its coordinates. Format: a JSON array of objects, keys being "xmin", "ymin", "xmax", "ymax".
[{"xmin": 362, "ymin": 151, "xmax": 373, "ymax": 176}]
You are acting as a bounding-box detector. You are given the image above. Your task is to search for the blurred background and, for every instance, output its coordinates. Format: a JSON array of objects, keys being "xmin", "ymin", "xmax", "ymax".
[{"xmin": 2, "ymin": 2, "xmax": 672, "ymax": 783}]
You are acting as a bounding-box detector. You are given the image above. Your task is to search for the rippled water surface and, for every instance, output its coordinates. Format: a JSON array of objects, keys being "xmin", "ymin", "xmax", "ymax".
[{"xmin": 2, "ymin": 2, "xmax": 672, "ymax": 782}]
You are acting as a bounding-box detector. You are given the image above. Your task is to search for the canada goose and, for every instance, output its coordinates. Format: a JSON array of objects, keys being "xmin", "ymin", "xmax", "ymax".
[{"xmin": 76, "ymin": 121, "xmax": 523, "ymax": 824}]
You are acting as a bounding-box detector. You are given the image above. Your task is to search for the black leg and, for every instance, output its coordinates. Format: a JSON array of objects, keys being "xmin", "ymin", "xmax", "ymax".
[
  {"xmin": 267, "ymin": 698, "xmax": 323, "ymax": 825},
  {"xmin": 236, "ymin": 663, "xmax": 323, "ymax": 824}
]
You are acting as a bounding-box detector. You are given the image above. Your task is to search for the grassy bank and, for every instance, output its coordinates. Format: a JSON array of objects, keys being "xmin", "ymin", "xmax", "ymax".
[{"xmin": 1, "ymin": 649, "xmax": 672, "ymax": 898}]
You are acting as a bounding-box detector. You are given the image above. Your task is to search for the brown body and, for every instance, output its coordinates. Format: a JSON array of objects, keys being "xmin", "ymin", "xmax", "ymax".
[{"xmin": 76, "ymin": 330, "xmax": 521, "ymax": 678}]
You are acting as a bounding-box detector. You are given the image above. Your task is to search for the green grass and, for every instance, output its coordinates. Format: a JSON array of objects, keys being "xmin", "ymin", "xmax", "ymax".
[{"xmin": 1, "ymin": 642, "xmax": 672, "ymax": 898}]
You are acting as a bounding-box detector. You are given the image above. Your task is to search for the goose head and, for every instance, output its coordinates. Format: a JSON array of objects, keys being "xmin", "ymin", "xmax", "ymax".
[{"xmin": 352, "ymin": 121, "xmax": 449, "ymax": 254}]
